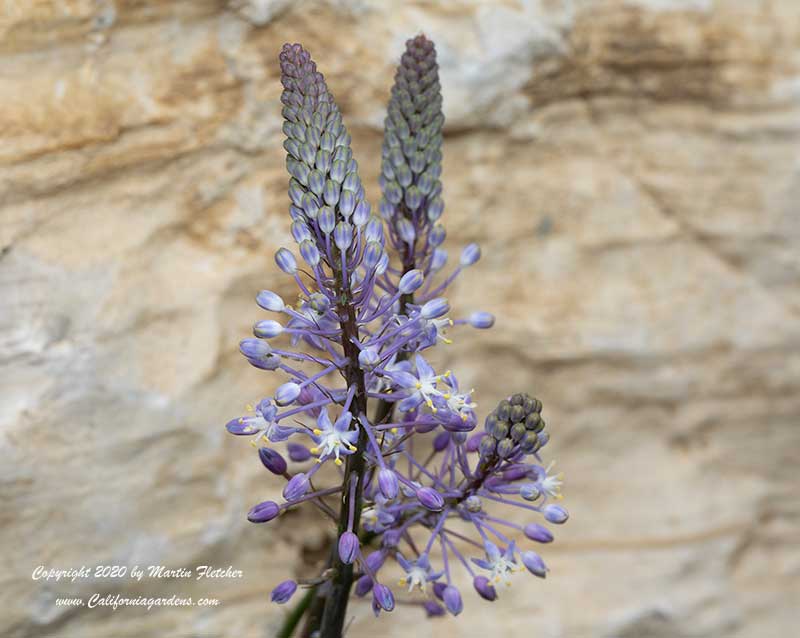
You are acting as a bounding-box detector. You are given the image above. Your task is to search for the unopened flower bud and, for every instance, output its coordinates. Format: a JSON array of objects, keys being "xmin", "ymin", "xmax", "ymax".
[
  {"xmin": 460, "ymin": 243, "xmax": 481, "ymax": 266},
  {"xmin": 520, "ymin": 483, "xmax": 541, "ymax": 501},
  {"xmin": 421, "ymin": 298, "xmax": 449, "ymax": 319},
  {"xmin": 442, "ymin": 585, "xmax": 463, "ymax": 616},
  {"xmin": 432, "ymin": 430, "xmax": 450, "ymax": 452},
  {"xmin": 543, "ymin": 504, "xmax": 569, "ymax": 525},
  {"xmin": 468, "ymin": 311, "xmax": 495, "ymax": 329},
  {"xmin": 299, "ymin": 239, "xmax": 320, "ymax": 267},
  {"xmin": 253, "ymin": 320, "xmax": 283, "ymax": 339},
  {"xmin": 521, "ymin": 551, "xmax": 548, "ymax": 578},
  {"xmin": 524, "ymin": 523, "xmax": 554, "ymax": 543},
  {"xmin": 372, "ymin": 583, "xmax": 395, "ymax": 611},
  {"xmin": 256, "ymin": 290, "xmax": 285, "ymax": 312},
  {"xmin": 274, "ymin": 248, "xmax": 297, "ymax": 274},
  {"xmin": 258, "ymin": 447, "xmax": 287, "ymax": 475},
  {"xmin": 287, "ymin": 442, "xmax": 312, "ymax": 462},
  {"xmin": 270, "ymin": 579, "xmax": 297, "ymax": 604},
  {"xmin": 424, "ymin": 600, "xmax": 446, "ymax": 617},
  {"xmin": 282, "ymin": 472, "xmax": 309, "ymax": 501},
  {"xmin": 358, "ymin": 348, "xmax": 380, "ymax": 371},
  {"xmin": 473, "ymin": 575, "xmax": 497, "ymax": 601},
  {"xmin": 334, "ymin": 221, "xmax": 353, "ymax": 251},
  {"xmin": 338, "ymin": 531, "xmax": 359, "ymax": 564},
  {"xmin": 416, "ymin": 486, "xmax": 444, "ymax": 511},
  {"xmin": 247, "ymin": 500, "xmax": 280, "ymax": 523},
  {"xmin": 399, "ymin": 269, "xmax": 424, "ymax": 294},
  {"xmin": 377, "ymin": 468, "xmax": 399, "ymax": 500},
  {"xmin": 355, "ymin": 575, "xmax": 373, "ymax": 597},
  {"xmin": 275, "ymin": 382, "xmax": 301, "ymax": 406}
]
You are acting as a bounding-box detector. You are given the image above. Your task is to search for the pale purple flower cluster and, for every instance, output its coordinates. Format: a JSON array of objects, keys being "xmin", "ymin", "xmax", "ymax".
[{"xmin": 224, "ymin": 36, "xmax": 568, "ymax": 633}]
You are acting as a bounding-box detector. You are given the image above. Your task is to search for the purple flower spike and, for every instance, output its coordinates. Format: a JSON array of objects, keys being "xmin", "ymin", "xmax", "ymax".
[
  {"xmin": 247, "ymin": 500, "xmax": 280, "ymax": 523},
  {"xmin": 258, "ymin": 447, "xmax": 287, "ymax": 475},
  {"xmin": 372, "ymin": 583, "xmax": 395, "ymax": 612},
  {"xmin": 377, "ymin": 468, "xmax": 399, "ymax": 500},
  {"xmin": 270, "ymin": 579, "xmax": 297, "ymax": 604},
  {"xmin": 338, "ymin": 531, "xmax": 359, "ymax": 565},
  {"xmin": 543, "ymin": 504, "xmax": 569, "ymax": 524},
  {"xmin": 442, "ymin": 585, "xmax": 463, "ymax": 616},
  {"xmin": 521, "ymin": 551, "xmax": 548, "ymax": 578},
  {"xmin": 424, "ymin": 600, "xmax": 446, "ymax": 617},
  {"xmin": 524, "ymin": 523, "xmax": 554, "ymax": 543},
  {"xmin": 283, "ymin": 473, "xmax": 309, "ymax": 501},
  {"xmin": 416, "ymin": 487, "xmax": 445, "ymax": 511},
  {"xmin": 473, "ymin": 575, "xmax": 497, "ymax": 601}
]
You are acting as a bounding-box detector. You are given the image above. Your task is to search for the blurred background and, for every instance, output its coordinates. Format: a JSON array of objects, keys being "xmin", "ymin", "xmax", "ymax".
[{"xmin": 1, "ymin": 1, "xmax": 799, "ymax": 637}]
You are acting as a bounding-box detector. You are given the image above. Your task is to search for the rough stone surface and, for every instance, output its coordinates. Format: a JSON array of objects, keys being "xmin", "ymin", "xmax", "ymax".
[{"xmin": 2, "ymin": 1, "xmax": 799, "ymax": 637}]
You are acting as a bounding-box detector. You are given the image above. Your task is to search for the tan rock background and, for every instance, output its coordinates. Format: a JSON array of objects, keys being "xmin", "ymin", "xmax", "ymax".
[{"xmin": 1, "ymin": 1, "xmax": 799, "ymax": 637}]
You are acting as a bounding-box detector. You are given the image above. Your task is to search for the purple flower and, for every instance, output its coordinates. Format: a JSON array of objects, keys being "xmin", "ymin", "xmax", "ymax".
[
  {"xmin": 338, "ymin": 531, "xmax": 359, "ymax": 565},
  {"xmin": 473, "ymin": 575, "xmax": 497, "ymax": 601},
  {"xmin": 372, "ymin": 583, "xmax": 395, "ymax": 612},
  {"xmin": 223, "ymin": 36, "xmax": 570, "ymax": 630},
  {"xmin": 416, "ymin": 487, "xmax": 445, "ymax": 512},
  {"xmin": 258, "ymin": 447, "xmax": 287, "ymax": 475},
  {"xmin": 543, "ymin": 504, "xmax": 569, "ymax": 524},
  {"xmin": 377, "ymin": 468, "xmax": 399, "ymax": 500},
  {"xmin": 521, "ymin": 551, "xmax": 548, "ymax": 578},
  {"xmin": 283, "ymin": 473, "xmax": 309, "ymax": 502},
  {"xmin": 270, "ymin": 579, "xmax": 297, "ymax": 604},
  {"xmin": 442, "ymin": 585, "xmax": 463, "ymax": 616},
  {"xmin": 310, "ymin": 409, "xmax": 358, "ymax": 466},
  {"xmin": 396, "ymin": 554, "xmax": 442, "ymax": 592},
  {"xmin": 524, "ymin": 523, "xmax": 554, "ymax": 543},
  {"xmin": 247, "ymin": 500, "xmax": 280, "ymax": 523}
]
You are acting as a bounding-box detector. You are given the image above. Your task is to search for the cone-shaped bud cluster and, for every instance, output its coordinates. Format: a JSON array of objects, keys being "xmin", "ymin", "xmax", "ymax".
[
  {"xmin": 481, "ymin": 393, "xmax": 546, "ymax": 462},
  {"xmin": 380, "ymin": 34, "xmax": 445, "ymax": 267}
]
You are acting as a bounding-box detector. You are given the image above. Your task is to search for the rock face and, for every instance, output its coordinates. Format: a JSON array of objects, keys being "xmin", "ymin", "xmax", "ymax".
[{"xmin": 1, "ymin": 1, "xmax": 799, "ymax": 637}]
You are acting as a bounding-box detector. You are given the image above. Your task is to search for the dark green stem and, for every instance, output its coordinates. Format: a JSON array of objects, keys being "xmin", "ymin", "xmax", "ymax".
[{"xmin": 318, "ymin": 264, "xmax": 371, "ymax": 638}]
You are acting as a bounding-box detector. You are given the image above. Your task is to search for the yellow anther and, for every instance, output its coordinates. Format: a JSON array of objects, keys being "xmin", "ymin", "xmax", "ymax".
[
  {"xmin": 249, "ymin": 440, "xmax": 258, "ymax": 448},
  {"xmin": 443, "ymin": 393, "xmax": 451, "ymax": 399},
  {"xmin": 238, "ymin": 418, "xmax": 244, "ymax": 423},
  {"xmin": 316, "ymin": 458, "xmax": 323, "ymax": 464},
  {"xmin": 444, "ymin": 370, "xmax": 451, "ymax": 377},
  {"xmin": 461, "ymin": 414, "xmax": 468, "ymax": 421},
  {"xmin": 448, "ymin": 319, "xmax": 454, "ymax": 326},
  {"xmin": 391, "ymin": 427, "xmax": 398, "ymax": 434},
  {"xmin": 415, "ymin": 382, "xmax": 422, "ymax": 389},
  {"xmin": 313, "ymin": 429, "xmax": 322, "ymax": 436},
  {"xmin": 310, "ymin": 447, "xmax": 319, "ymax": 454},
  {"xmin": 443, "ymin": 337, "xmax": 453, "ymax": 344},
  {"xmin": 245, "ymin": 403, "xmax": 254, "ymax": 411},
  {"xmin": 431, "ymin": 407, "xmax": 438, "ymax": 414},
  {"xmin": 347, "ymin": 444, "xmax": 357, "ymax": 451},
  {"xmin": 335, "ymin": 458, "xmax": 343, "ymax": 466},
  {"xmin": 398, "ymin": 578, "xmax": 407, "ymax": 585},
  {"xmin": 426, "ymin": 400, "xmax": 433, "ymax": 408},
  {"xmin": 261, "ymin": 435, "xmax": 268, "ymax": 442},
  {"xmin": 386, "ymin": 388, "xmax": 393, "ymax": 394}
]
